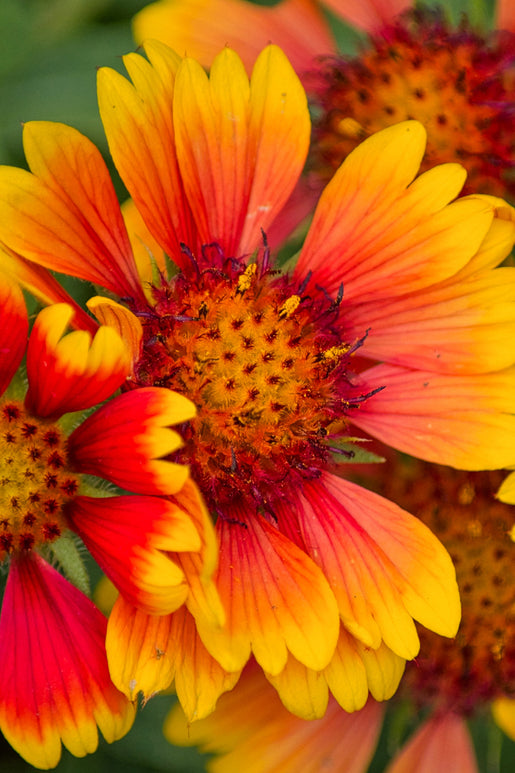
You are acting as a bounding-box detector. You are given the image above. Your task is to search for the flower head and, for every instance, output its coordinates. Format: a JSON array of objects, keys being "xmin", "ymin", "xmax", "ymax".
[
  {"xmin": 0, "ymin": 42, "xmax": 514, "ymax": 724},
  {"xmin": 0, "ymin": 279, "xmax": 206, "ymax": 767}
]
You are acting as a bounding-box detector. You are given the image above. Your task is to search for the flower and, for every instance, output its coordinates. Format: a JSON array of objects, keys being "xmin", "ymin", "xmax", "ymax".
[
  {"xmin": 133, "ymin": 0, "xmax": 515, "ymax": 200},
  {"xmin": 0, "ymin": 278, "xmax": 206, "ymax": 768},
  {"xmin": 165, "ymin": 461, "xmax": 515, "ymax": 773},
  {"xmin": 0, "ymin": 42, "xmax": 514, "ymax": 723}
]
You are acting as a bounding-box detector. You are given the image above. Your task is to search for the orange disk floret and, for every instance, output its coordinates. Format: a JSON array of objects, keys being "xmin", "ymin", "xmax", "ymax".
[{"xmin": 313, "ymin": 8, "xmax": 515, "ymax": 198}]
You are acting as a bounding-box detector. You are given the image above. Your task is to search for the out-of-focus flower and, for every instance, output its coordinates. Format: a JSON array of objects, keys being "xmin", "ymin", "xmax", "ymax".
[
  {"xmin": 166, "ymin": 461, "xmax": 515, "ymax": 773},
  {"xmin": 0, "ymin": 42, "xmax": 514, "ymax": 724},
  {"xmin": 0, "ymin": 279, "xmax": 205, "ymax": 768},
  {"xmin": 133, "ymin": 0, "xmax": 515, "ymax": 200}
]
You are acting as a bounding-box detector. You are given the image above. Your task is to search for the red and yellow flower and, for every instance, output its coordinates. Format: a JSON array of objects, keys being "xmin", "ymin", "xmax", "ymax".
[
  {"xmin": 166, "ymin": 461, "xmax": 515, "ymax": 773},
  {"xmin": 0, "ymin": 279, "xmax": 209, "ymax": 768},
  {"xmin": 0, "ymin": 43, "xmax": 514, "ymax": 724},
  {"xmin": 133, "ymin": 0, "xmax": 515, "ymax": 200}
]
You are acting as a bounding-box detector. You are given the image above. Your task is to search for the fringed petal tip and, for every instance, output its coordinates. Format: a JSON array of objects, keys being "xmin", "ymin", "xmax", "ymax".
[
  {"xmin": 25, "ymin": 303, "xmax": 132, "ymax": 419},
  {"xmin": 67, "ymin": 387, "xmax": 196, "ymax": 495},
  {"xmin": 0, "ymin": 554, "xmax": 134, "ymax": 769}
]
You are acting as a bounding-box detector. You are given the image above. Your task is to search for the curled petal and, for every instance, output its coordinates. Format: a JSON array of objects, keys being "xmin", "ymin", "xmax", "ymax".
[
  {"xmin": 0, "ymin": 277, "xmax": 28, "ymax": 397},
  {"xmin": 25, "ymin": 303, "xmax": 131, "ymax": 418},
  {"xmin": 87, "ymin": 296, "xmax": 143, "ymax": 366},
  {"xmin": 0, "ymin": 122, "xmax": 143, "ymax": 299},
  {"xmin": 67, "ymin": 387, "xmax": 196, "ymax": 494},
  {"xmin": 0, "ymin": 554, "xmax": 134, "ymax": 769},
  {"xmin": 67, "ymin": 494, "xmax": 201, "ymax": 615}
]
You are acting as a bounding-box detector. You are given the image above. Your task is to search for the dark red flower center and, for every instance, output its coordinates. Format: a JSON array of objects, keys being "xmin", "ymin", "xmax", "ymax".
[
  {"xmin": 0, "ymin": 400, "xmax": 79, "ymax": 559},
  {"xmin": 311, "ymin": 8, "xmax": 515, "ymax": 198},
  {"xmin": 128, "ymin": 248, "xmax": 373, "ymax": 513}
]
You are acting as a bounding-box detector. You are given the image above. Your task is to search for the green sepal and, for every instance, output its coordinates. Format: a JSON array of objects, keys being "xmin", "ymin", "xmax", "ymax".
[{"xmin": 48, "ymin": 533, "xmax": 91, "ymax": 597}]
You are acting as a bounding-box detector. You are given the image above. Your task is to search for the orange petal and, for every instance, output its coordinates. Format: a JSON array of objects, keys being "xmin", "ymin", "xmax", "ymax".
[
  {"xmin": 25, "ymin": 303, "xmax": 131, "ymax": 419},
  {"xmin": 346, "ymin": 267, "xmax": 515, "ymax": 375},
  {"xmin": 497, "ymin": 0, "xmax": 515, "ymax": 31},
  {"xmin": 174, "ymin": 44, "xmax": 310, "ymax": 258},
  {"xmin": 67, "ymin": 387, "xmax": 195, "ymax": 494},
  {"xmin": 120, "ymin": 198, "xmax": 167, "ymax": 289},
  {"xmin": 87, "ymin": 296, "xmax": 143, "ymax": 365},
  {"xmin": 133, "ymin": 0, "xmax": 334, "ymax": 73},
  {"xmin": 0, "ymin": 122, "xmax": 143, "ymax": 299},
  {"xmin": 196, "ymin": 509, "xmax": 340, "ymax": 676},
  {"xmin": 353, "ymin": 362, "xmax": 515, "ymax": 470},
  {"xmin": 295, "ymin": 124, "xmax": 495, "ymax": 301},
  {"xmin": 67, "ymin": 495, "xmax": 201, "ymax": 615},
  {"xmin": 286, "ymin": 473, "xmax": 460, "ymax": 658},
  {"xmin": 97, "ymin": 41, "xmax": 198, "ymax": 270},
  {"xmin": 0, "ymin": 277, "xmax": 28, "ymax": 397},
  {"xmin": 0, "ymin": 554, "xmax": 134, "ymax": 769},
  {"xmin": 385, "ymin": 713, "xmax": 479, "ymax": 773}
]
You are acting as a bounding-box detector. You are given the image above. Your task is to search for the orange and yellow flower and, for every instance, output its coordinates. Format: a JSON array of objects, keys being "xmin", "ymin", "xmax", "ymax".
[
  {"xmin": 166, "ymin": 461, "xmax": 515, "ymax": 773},
  {"xmin": 133, "ymin": 0, "xmax": 515, "ymax": 200},
  {"xmin": 0, "ymin": 43, "xmax": 514, "ymax": 724},
  {"xmin": 0, "ymin": 279, "xmax": 208, "ymax": 768}
]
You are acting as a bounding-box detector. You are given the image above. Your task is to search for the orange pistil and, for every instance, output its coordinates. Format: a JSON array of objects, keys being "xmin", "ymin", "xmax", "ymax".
[{"xmin": 313, "ymin": 8, "xmax": 515, "ymax": 198}]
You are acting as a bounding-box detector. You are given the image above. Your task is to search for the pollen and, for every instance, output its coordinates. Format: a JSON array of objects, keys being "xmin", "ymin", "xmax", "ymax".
[
  {"xmin": 130, "ymin": 251, "xmax": 371, "ymax": 512},
  {"xmin": 382, "ymin": 461, "xmax": 515, "ymax": 714},
  {"xmin": 0, "ymin": 400, "xmax": 79, "ymax": 561},
  {"xmin": 313, "ymin": 8, "xmax": 515, "ymax": 198}
]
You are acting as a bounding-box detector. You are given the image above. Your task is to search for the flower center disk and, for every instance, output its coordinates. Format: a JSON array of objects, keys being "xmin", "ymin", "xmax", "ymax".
[
  {"xmin": 0, "ymin": 401, "xmax": 79, "ymax": 558},
  {"xmin": 131, "ymin": 253, "xmax": 365, "ymax": 512}
]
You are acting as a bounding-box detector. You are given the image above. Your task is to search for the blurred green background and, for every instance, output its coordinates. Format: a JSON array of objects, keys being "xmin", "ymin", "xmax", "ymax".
[{"xmin": 1, "ymin": 0, "xmax": 514, "ymax": 771}]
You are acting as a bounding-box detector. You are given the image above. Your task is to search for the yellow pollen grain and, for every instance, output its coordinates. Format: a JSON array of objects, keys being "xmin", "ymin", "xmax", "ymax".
[
  {"xmin": 336, "ymin": 117, "xmax": 367, "ymax": 140},
  {"xmin": 278, "ymin": 295, "xmax": 301, "ymax": 319},
  {"xmin": 321, "ymin": 344, "xmax": 350, "ymax": 361},
  {"xmin": 236, "ymin": 263, "xmax": 257, "ymax": 293}
]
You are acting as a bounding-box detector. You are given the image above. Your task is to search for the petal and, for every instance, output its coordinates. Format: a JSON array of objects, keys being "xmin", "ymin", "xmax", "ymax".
[
  {"xmin": 322, "ymin": 0, "xmax": 412, "ymax": 32},
  {"xmin": 106, "ymin": 594, "xmax": 175, "ymax": 701},
  {"xmin": 497, "ymin": 0, "xmax": 515, "ymax": 31},
  {"xmin": 265, "ymin": 655, "xmax": 329, "ymax": 719},
  {"xmin": 295, "ymin": 123, "xmax": 495, "ymax": 300},
  {"xmin": 286, "ymin": 473, "xmax": 460, "ymax": 658},
  {"xmin": 86, "ymin": 296, "xmax": 143, "ymax": 365},
  {"xmin": 120, "ymin": 198, "xmax": 167, "ymax": 289},
  {"xmin": 0, "ymin": 276, "xmax": 27, "ymax": 397},
  {"xmin": 67, "ymin": 387, "xmax": 195, "ymax": 494},
  {"xmin": 25, "ymin": 303, "xmax": 131, "ymax": 419},
  {"xmin": 165, "ymin": 662, "xmax": 384, "ymax": 773},
  {"xmin": 0, "ymin": 554, "xmax": 134, "ymax": 769},
  {"xmin": 97, "ymin": 41, "xmax": 198, "ymax": 270},
  {"xmin": 174, "ymin": 45, "xmax": 310, "ymax": 257},
  {"xmin": 345, "ymin": 267, "xmax": 515, "ymax": 375},
  {"xmin": 170, "ymin": 606, "xmax": 241, "ymax": 721},
  {"xmin": 496, "ymin": 472, "xmax": 515, "ymax": 505},
  {"xmin": 196, "ymin": 509, "xmax": 340, "ymax": 676},
  {"xmin": 0, "ymin": 245, "xmax": 97, "ymax": 334},
  {"xmin": 133, "ymin": 0, "xmax": 335, "ymax": 73},
  {"xmin": 0, "ymin": 122, "xmax": 143, "ymax": 299},
  {"xmin": 492, "ymin": 697, "xmax": 515, "ymax": 740},
  {"xmin": 385, "ymin": 713, "xmax": 479, "ymax": 773},
  {"xmin": 353, "ymin": 363, "xmax": 515, "ymax": 470},
  {"xmin": 67, "ymin": 494, "xmax": 201, "ymax": 615}
]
